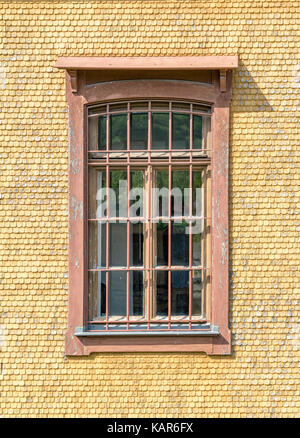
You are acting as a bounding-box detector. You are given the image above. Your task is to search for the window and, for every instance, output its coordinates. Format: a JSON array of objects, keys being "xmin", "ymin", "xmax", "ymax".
[
  {"xmin": 87, "ymin": 101, "xmax": 211, "ymax": 332},
  {"xmin": 55, "ymin": 56, "xmax": 238, "ymax": 355}
]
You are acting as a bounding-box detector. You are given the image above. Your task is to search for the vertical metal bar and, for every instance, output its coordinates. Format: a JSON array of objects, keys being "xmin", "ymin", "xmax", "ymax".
[
  {"xmin": 106, "ymin": 103, "xmax": 109, "ymax": 152},
  {"xmin": 126, "ymin": 163, "xmax": 130, "ymax": 329},
  {"xmin": 147, "ymin": 165, "xmax": 151, "ymax": 329},
  {"xmin": 148, "ymin": 101, "xmax": 151, "ymax": 159},
  {"xmin": 105, "ymin": 103, "xmax": 110, "ymax": 330},
  {"xmin": 168, "ymin": 103, "xmax": 172, "ymax": 328},
  {"xmin": 105, "ymin": 165, "xmax": 109, "ymax": 331},
  {"xmin": 169, "ymin": 102, "xmax": 172, "ymax": 153},
  {"xmin": 127, "ymin": 102, "xmax": 130, "ymax": 152},
  {"xmin": 189, "ymin": 104, "xmax": 193, "ymax": 328},
  {"xmin": 189, "ymin": 165, "xmax": 193, "ymax": 329},
  {"xmin": 126, "ymin": 103, "xmax": 130, "ymax": 329},
  {"xmin": 147, "ymin": 102, "xmax": 151, "ymax": 328}
]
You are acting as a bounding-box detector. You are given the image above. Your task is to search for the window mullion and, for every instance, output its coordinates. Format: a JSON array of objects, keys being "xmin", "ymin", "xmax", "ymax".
[
  {"xmin": 147, "ymin": 165, "xmax": 152, "ymax": 328},
  {"xmin": 126, "ymin": 163, "xmax": 130, "ymax": 329},
  {"xmin": 189, "ymin": 104, "xmax": 193, "ymax": 328},
  {"xmin": 105, "ymin": 164, "xmax": 109, "ymax": 330},
  {"xmin": 189, "ymin": 164, "xmax": 193, "ymax": 329},
  {"xmin": 168, "ymin": 104, "xmax": 172, "ymax": 328}
]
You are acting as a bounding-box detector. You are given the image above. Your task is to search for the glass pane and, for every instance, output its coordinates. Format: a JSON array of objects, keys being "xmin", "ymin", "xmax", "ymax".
[
  {"xmin": 130, "ymin": 102, "xmax": 148, "ymax": 111},
  {"xmin": 192, "ymin": 221, "xmax": 203, "ymax": 266},
  {"xmin": 98, "ymin": 115, "xmax": 107, "ymax": 150},
  {"xmin": 193, "ymin": 104, "xmax": 211, "ymax": 114},
  {"xmin": 109, "ymin": 223, "xmax": 127, "ymax": 267},
  {"xmin": 192, "ymin": 270, "xmax": 203, "ymax": 316},
  {"xmin": 88, "ymin": 271, "xmax": 106, "ymax": 321},
  {"xmin": 88, "ymin": 221, "xmax": 106, "ymax": 268},
  {"xmin": 202, "ymin": 116, "xmax": 211, "ymax": 151},
  {"xmin": 109, "ymin": 103, "xmax": 127, "ymax": 112},
  {"xmin": 155, "ymin": 170, "xmax": 169, "ymax": 217},
  {"xmin": 130, "ymin": 113, "xmax": 148, "ymax": 150},
  {"xmin": 154, "ymin": 222, "xmax": 168, "ymax": 266},
  {"xmin": 171, "ymin": 222, "xmax": 189, "ymax": 266},
  {"xmin": 151, "ymin": 102, "xmax": 169, "ymax": 110},
  {"xmin": 88, "ymin": 168, "xmax": 106, "ymax": 218},
  {"xmin": 109, "ymin": 271, "xmax": 126, "ymax": 317},
  {"xmin": 130, "ymin": 223, "xmax": 144, "ymax": 267},
  {"xmin": 171, "ymin": 271, "xmax": 189, "ymax": 316},
  {"xmin": 192, "ymin": 170, "xmax": 203, "ymax": 217},
  {"xmin": 172, "ymin": 102, "xmax": 190, "ymax": 111},
  {"xmin": 109, "ymin": 170, "xmax": 127, "ymax": 217},
  {"xmin": 110, "ymin": 114, "xmax": 127, "ymax": 150},
  {"xmin": 171, "ymin": 170, "xmax": 189, "ymax": 217},
  {"xmin": 155, "ymin": 271, "xmax": 168, "ymax": 317},
  {"xmin": 172, "ymin": 113, "xmax": 190, "ymax": 149},
  {"xmin": 130, "ymin": 171, "xmax": 144, "ymax": 218},
  {"xmin": 130, "ymin": 271, "xmax": 144, "ymax": 317},
  {"xmin": 193, "ymin": 115, "xmax": 202, "ymax": 149},
  {"xmin": 152, "ymin": 113, "xmax": 169, "ymax": 149},
  {"xmin": 88, "ymin": 105, "xmax": 106, "ymax": 116},
  {"xmin": 88, "ymin": 117, "xmax": 98, "ymax": 150}
]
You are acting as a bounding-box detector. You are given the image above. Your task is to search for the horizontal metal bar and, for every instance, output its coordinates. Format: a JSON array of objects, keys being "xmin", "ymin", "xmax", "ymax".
[
  {"xmin": 88, "ymin": 319, "xmax": 207, "ymax": 324},
  {"xmin": 88, "ymin": 217, "xmax": 211, "ymax": 221},
  {"xmin": 88, "ymin": 160, "xmax": 211, "ymax": 166},
  {"xmin": 88, "ymin": 266, "xmax": 209, "ymax": 271},
  {"xmin": 75, "ymin": 325, "xmax": 219, "ymax": 337},
  {"xmin": 88, "ymin": 110, "xmax": 211, "ymax": 118},
  {"xmin": 88, "ymin": 148, "xmax": 212, "ymax": 153}
]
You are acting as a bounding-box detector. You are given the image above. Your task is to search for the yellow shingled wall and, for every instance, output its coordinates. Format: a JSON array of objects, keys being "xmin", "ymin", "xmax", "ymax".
[{"xmin": 0, "ymin": 1, "xmax": 299, "ymax": 417}]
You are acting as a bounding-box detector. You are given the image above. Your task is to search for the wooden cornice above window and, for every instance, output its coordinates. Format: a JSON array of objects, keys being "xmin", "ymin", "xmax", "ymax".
[{"xmin": 54, "ymin": 56, "xmax": 238, "ymax": 93}]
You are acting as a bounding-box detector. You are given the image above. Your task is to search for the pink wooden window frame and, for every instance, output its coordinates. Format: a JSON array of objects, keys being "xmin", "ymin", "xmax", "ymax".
[{"xmin": 56, "ymin": 57, "xmax": 237, "ymax": 355}]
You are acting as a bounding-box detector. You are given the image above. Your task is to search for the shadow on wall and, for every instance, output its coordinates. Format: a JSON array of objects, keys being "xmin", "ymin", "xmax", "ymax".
[
  {"xmin": 228, "ymin": 61, "xmax": 275, "ymax": 357},
  {"xmin": 231, "ymin": 60, "xmax": 275, "ymax": 113}
]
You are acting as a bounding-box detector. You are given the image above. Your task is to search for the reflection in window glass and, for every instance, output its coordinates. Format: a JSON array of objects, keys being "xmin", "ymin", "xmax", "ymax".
[
  {"xmin": 155, "ymin": 222, "xmax": 168, "ymax": 266},
  {"xmin": 110, "ymin": 114, "xmax": 127, "ymax": 150},
  {"xmin": 109, "ymin": 271, "xmax": 127, "ymax": 317},
  {"xmin": 130, "ymin": 171, "xmax": 144, "ymax": 218},
  {"xmin": 98, "ymin": 115, "xmax": 107, "ymax": 150},
  {"xmin": 109, "ymin": 223, "xmax": 127, "ymax": 267},
  {"xmin": 172, "ymin": 113, "xmax": 190, "ymax": 149},
  {"xmin": 88, "ymin": 169, "xmax": 106, "ymax": 219},
  {"xmin": 88, "ymin": 271, "xmax": 106, "ymax": 321},
  {"xmin": 171, "ymin": 222, "xmax": 189, "ymax": 266},
  {"xmin": 152, "ymin": 113, "xmax": 169, "ymax": 149},
  {"xmin": 130, "ymin": 223, "xmax": 144, "ymax": 267},
  {"xmin": 193, "ymin": 115, "xmax": 202, "ymax": 149},
  {"xmin": 155, "ymin": 170, "xmax": 169, "ymax": 218},
  {"xmin": 130, "ymin": 113, "xmax": 148, "ymax": 150},
  {"xmin": 155, "ymin": 271, "xmax": 168, "ymax": 316},
  {"xmin": 109, "ymin": 170, "xmax": 127, "ymax": 217},
  {"xmin": 171, "ymin": 170, "xmax": 189, "ymax": 217},
  {"xmin": 88, "ymin": 221, "xmax": 106, "ymax": 269},
  {"xmin": 130, "ymin": 271, "xmax": 144, "ymax": 316},
  {"xmin": 192, "ymin": 223, "xmax": 202, "ymax": 266},
  {"xmin": 171, "ymin": 271, "xmax": 189, "ymax": 316},
  {"xmin": 192, "ymin": 171, "xmax": 202, "ymax": 217},
  {"xmin": 192, "ymin": 270, "xmax": 202, "ymax": 316}
]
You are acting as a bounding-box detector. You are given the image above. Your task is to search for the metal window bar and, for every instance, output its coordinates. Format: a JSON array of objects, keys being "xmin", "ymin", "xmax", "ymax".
[{"xmin": 87, "ymin": 100, "xmax": 211, "ymax": 332}]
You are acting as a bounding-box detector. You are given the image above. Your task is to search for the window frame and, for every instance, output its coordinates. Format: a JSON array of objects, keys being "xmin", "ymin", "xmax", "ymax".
[
  {"xmin": 87, "ymin": 101, "xmax": 211, "ymax": 330},
  {"xmin": 58, "ymin": 58, "xmax": 236, "ymax": 355}
]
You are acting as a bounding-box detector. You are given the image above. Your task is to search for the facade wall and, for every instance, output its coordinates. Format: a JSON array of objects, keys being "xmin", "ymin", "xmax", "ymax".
[{"xmin": 0, "ymin": 1, "xmax": 299, "ymax": 417}]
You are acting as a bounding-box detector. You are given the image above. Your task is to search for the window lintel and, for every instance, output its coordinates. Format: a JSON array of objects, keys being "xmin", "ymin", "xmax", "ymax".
[{"xmin": 55, "ymin": 56, "xmax": 238, "ymax": 93}]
